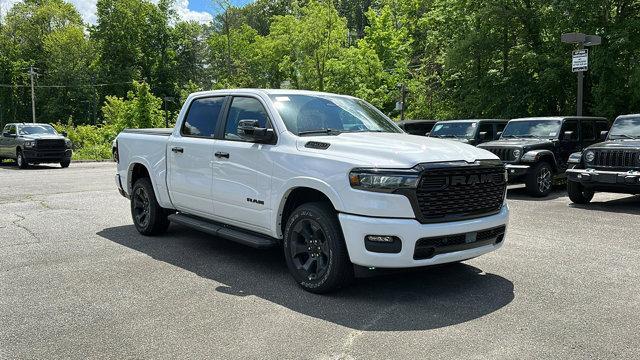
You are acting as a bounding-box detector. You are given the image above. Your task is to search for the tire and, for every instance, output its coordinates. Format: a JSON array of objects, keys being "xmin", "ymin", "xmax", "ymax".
[
  {"xmin": 526, "ymin": 162, "xmax": 554, "ymax": 197},
  {"xmin": 16, "ymin": 150, "xmax": 28, "ymax": 169},
  {"xmin": 130, "ymin": 178, "xmax": 170, "ymax": 235},
  {"xmin": 283, "ymin": 202, "xmax": 353, "ymax": 293},
  {"xmin": 567, "ymin": 180, "xmax": 594, "ymax": 204},
  {"xmin": 60, "ymin": 158, "xmax": 71, "ymax": 168}
]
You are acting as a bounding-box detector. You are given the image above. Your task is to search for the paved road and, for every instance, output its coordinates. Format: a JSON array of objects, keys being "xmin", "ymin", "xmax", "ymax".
[{"xmin": 1, "ymin": 162, "xmax": 639, "ymax": 359}]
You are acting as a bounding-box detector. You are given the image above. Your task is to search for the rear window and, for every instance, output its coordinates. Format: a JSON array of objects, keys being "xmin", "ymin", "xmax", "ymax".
[{"xmin": 182, "ymin": 97, "xmax": 225, "ymax": 138}]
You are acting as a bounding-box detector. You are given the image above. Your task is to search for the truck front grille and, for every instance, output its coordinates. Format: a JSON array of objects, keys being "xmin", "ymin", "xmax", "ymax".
[
  {"xmin": 414, "ymin": 163, "xmax": 506, "ymax": 223},
  {"xmin": 592, "ymin": 149, "xmax": 639, "ymax": 170},
  {"xmin": 36, "ymin": 139, "xmax": 65, "ymax": 150},
  {"xmin": 482, "ymin": 147, "xmax": 515, "ymax": 162}
]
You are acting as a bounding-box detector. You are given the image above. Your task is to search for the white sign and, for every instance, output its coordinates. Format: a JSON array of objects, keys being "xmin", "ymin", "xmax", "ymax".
[{"xmin": 572, "ymin": 49, "xmax": 588, "ymax": 72}]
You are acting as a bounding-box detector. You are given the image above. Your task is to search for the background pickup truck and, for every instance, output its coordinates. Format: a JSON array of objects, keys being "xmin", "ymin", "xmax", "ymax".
[{"xmin": 113, "ymin": 89, "xmax": 509, "ymax": 293}]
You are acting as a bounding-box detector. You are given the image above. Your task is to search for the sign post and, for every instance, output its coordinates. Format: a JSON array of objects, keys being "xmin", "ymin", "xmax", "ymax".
[
  {"xmin": 562, "ymin": 33, "xmax": 601, "ymax": 116},
  {"xmin": 573, "ymin": 49, "xmax": 588, "ymax": 116}
]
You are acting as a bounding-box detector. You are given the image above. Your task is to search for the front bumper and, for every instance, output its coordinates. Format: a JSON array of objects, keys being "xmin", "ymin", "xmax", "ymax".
[
  {"xmin": 567, "ymin": 168, "xmax": 640, "ymax": 187},
  {"xmin": 23, "ymin": 148, "xmax": 72, "ymax": 162},
  {"xmin": 505, "ymin": 164, "xmax": 530, "ymax": 181},
  {"xmin": 338, "ymin": 205, "xmax": 509, "ymax": 268}
]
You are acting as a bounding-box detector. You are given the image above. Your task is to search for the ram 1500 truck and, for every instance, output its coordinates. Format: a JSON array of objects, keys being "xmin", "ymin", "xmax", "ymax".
[{"xmin": 113, "ymin": 89, "xmax": 509, "ymax": 293}]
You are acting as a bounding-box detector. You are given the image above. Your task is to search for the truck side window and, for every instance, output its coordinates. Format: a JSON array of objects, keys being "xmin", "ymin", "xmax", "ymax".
[
  {"xmin": 181, "ymin": 97, "xmax": 225, "ymax": 138},
  {"xmin": 581, "ymin": 121, "xmax": 595, "ymax": 141},
  {"xmin": 224, "ymin": 97, "xmax": 270, "ymax": 141},
  {"xmin": 595, "ymin": 121, "xmax": 609, "ymax": 134},
  {"xmin": 562, "ymin": 120, "xmax": 579, "ymax": 141},
  {"xmin": 9, "ymin": 125, "xmax": 16, "ymax": 135},
  {"xmin": 478, "ymin": 123, "xmax": 494, "ymax": 140}
]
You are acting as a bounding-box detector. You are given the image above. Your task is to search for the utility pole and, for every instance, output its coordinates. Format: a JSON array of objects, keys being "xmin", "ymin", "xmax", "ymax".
[
  {"xmin": 28, "ymin": 66, "xmax": 37, "ymax": 123},
  {"xmin": 396, "ymin": 83, "xmax": 408, "ymax": 121}
]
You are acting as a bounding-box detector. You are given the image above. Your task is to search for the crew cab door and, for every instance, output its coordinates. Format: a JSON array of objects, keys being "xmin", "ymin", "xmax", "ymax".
[
  {"xmin": 167, "ymin": 96, "xmax": 226, "ymax": 217},
  {"xmin": 211, "ymin": 96, "xmax": 275, "ymax": 231},
  {"xmin": 558, "ymin": 120, "xmax": 580, "ymax": 169}
]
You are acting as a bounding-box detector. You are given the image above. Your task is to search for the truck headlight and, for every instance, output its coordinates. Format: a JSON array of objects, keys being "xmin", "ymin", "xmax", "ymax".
[
  {"xmin": 584, "ymin": 150, "xmax": 595, "ymax": 163},
  {"xmin": 349, "ymin": 169, "xmax": 420, "ymax": 193},
  {"xmin": 512, "ymin": 149, "xmax": 521, "ymax": 160},
  {"xmin": 24, "ymin": 140, "xmax": 35, "ymax": 148}
]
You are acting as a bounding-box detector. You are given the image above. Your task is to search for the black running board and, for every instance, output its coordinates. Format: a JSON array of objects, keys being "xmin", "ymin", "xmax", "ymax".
[{"xmin": 167, "ymin": 213, "xmax": 278, "ymax": 249}]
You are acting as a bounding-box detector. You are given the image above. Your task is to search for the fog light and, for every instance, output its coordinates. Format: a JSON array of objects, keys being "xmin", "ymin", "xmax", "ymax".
[
  {"xmin": 577, "ymin": 174, "xmax": 582, "ymax": 179},
  {"xmin": 364, "ymin": 235, "xmax": 401, "ymax": 253},
  {"xmin": 366, "ymin": 235, "xmax": 396, "ymax": 243}
]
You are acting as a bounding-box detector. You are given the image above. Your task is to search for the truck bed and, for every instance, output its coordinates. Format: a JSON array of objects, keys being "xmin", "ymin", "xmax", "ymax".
[{"xmin": 116, "ymin": 129, "xmax": 172, "ymax": 208}]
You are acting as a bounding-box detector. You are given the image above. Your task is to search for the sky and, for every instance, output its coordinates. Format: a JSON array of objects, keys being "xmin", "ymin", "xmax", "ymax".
[{"xmin": 0, "ymin": 0, "xmax": 255, "ymax": 24}]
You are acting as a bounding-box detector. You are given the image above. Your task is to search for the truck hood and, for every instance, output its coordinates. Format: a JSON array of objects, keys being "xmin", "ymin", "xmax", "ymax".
[
  {"xmin": 21, "ymin": 134, "xmax": 66, "ymax": 140},
  {"xmin": 479, "ymin": 138, "xmax": 554, "ymax": 148},
  {"xmin": 587, "ymin": 139, "xmax": 640, "ymax": 150},
  {"xmin": 296, "ymin": 132, "xmax": 498, "ymax": 167}
]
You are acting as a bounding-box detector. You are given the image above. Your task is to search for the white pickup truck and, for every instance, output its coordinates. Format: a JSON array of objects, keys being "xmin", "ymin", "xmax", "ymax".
[{"xmin": 113, "ymin": 89, "xmax": 509, "ymax": 293}]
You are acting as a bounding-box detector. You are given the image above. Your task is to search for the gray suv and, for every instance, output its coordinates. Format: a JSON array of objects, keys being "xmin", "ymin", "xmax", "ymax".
[{"xmin": 0, "ymin": 123, "xmax": 72, "ymax": 169}]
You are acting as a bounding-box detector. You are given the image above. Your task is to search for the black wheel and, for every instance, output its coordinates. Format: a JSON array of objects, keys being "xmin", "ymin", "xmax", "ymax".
[
  {"xmin": 16, "ymin": 150, "xmax": 28, "ymax": 169},
  {"xmin": 526, "ymin": 162, "xmax": 553, "ymax": 197},
  {"xmin": 60, "ymin": 158, "xmax": 71, "ymax": 168},
  {"xmin": 567, "ymin": 180, "xmax": 594, "ymax": 204},
  {"xmin": 283, "ymin": 202, "xmax": 353, "ymax": 293},
  {"xmin": 131, "ymin": 178, "xmax": 170, "ymax": 235}
]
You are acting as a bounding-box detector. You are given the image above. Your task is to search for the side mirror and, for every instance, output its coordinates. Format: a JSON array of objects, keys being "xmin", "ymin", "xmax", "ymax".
[
  {"xmin": 600, "ymin": 131, "xmax": 608, "ymax": 141},
  {"xmin": 61, "ymin": 131, "xmax": 68, "ymax": 137},
  {"xmin": 496, "ymin": 131, "xmax": 503, "ymax": 139},
  {"xmin": 237, "ymin": 119, "xmax": 274, "ymax": 143},
  {"xmin": 563, "ymin": 130, "xmax": 576, "ymax": 141},
  {"xmin": 478, "ymin": 131, "xmax": 488, "ymax": 140},
  {"xmin": 425, "ymin": 132, "xmax": 431, "ymax": 137}
]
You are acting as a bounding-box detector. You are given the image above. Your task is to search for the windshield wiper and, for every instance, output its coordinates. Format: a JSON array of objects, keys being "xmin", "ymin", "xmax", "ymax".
[
  {"xmin": 298, "ymin": 128, "xmax": 343, "ymax": 136},
  {"xmin": 610, "ymin": 133, "xmax": 638, "ymax": 140}
]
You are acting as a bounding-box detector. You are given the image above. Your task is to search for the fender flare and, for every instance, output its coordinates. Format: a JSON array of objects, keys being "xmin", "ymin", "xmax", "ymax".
[
  {"xmin": 273, "ymin": 177, "xmax": 345, "ymax": 238},
  {"xmin": 126, "ymin": 157, "xmax": 168, "ymax": 207},
  {"xmin": 521, "ymin": 149, "xmax": 558, "ymax": 169}
]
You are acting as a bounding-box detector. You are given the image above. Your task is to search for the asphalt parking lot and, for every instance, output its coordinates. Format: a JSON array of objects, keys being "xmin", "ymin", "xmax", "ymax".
[{"xmin": 1, "ymin": 161, "xmax": 639, "ymax": 359}]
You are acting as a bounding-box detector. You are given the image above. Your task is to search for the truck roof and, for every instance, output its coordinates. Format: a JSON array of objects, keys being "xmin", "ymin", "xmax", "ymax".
[
  {"xmin": 615, "ymin": 114, "xmax": 640, "ymax": 120},
  {"xmin": 4, "ymin": 123, "xmax": 52, "ymax": 126},
  {"xmin": 189, "ymin": 88, "xmax": 357, "ymax": 99},
  {"xmin": 510, "ymin": 116, "xmax": 607, "ymax": 122},
  {"xmin": 436, "ymin": 119, "xmax": 507, "ymax": 123}
]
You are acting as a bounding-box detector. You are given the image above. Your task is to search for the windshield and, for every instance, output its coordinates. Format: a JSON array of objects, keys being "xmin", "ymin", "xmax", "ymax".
[
  {"xmin": 501, "ymin": 120, "xmax": 561, "ymax": 139},
  {"xmin": 430, "ymin": 122, "xmax": 477, "ymax": 138},
  {"xmin": 609, "ymin": 117, "xmax": 640, "ymax": 139},
  {"xmin": 269, "ymin": 94, "xmax": 401, "ymax": 136},
  {"xmin": 18, "ymin": 125, "xmax": 57, "ymax": 135}
]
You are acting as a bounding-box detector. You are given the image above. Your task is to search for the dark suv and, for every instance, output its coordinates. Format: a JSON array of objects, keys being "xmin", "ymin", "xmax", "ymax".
[
  {"xmin": 428, "ymin": 119, "xmax": 508, "ymax": 146},
  {"xmin": 0, "ymin": 123, "xmax": 72, "ymax": 169},
  {"xmin": 397, "ymin": 119, "xmax": 438, "ymax": 136},
  {"xmin": 566, "ymin": 114, "xmax": 640, "ymax": 203},
  {"xmin": 478, "ymin": 117, "xmax": 609, "ymax": 197}
]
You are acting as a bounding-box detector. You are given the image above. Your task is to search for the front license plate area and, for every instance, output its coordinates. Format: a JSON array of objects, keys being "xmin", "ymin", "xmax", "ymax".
[{"xmin": 597, "ymin": 173, "xmax": 617, "ymax": 184}]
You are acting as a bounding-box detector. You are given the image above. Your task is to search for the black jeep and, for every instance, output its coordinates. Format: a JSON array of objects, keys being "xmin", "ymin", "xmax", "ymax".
[
  {"xmin": 478, "ymin": 117, "xmax": 609, "ymax": 197},
  {"xmin": 566, "ymin": 114, "xmax": 640, "ymax": 204},
  {"xmin": 428, "ymin": 119, "xmax": 508, "ymax": 146}
]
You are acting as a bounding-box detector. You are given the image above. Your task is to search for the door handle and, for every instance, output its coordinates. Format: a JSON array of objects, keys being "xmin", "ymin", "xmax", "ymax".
[
  {"xmin": 215, "ymin": 151, "xmax": 230, "ymax": 159},
  {"xmin": 171, "ymin": 147, "xmax": 184, "ymax": 154}
]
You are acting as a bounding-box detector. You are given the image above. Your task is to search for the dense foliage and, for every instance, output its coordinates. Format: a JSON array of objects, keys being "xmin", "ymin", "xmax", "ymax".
[{"xmin": 1, "ymin": 0, "xmax": 639, "ymax": 158}]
